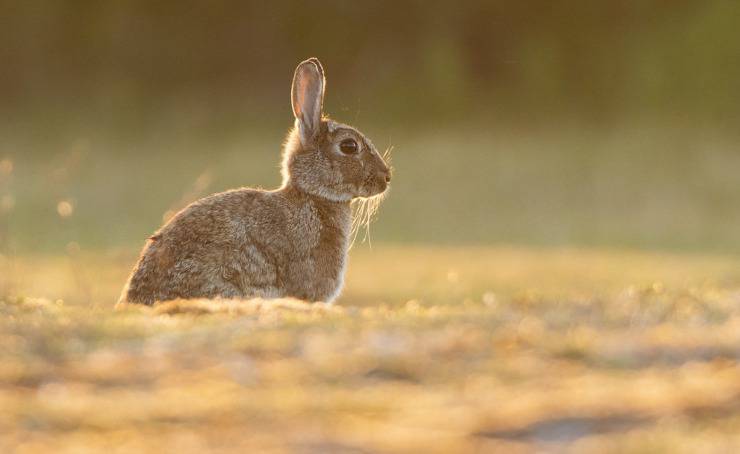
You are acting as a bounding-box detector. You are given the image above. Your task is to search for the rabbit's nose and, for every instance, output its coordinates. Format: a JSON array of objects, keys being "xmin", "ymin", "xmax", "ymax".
[{"xmin": 379, "ymin": 169, "xmax": 391, "ymax": 184}]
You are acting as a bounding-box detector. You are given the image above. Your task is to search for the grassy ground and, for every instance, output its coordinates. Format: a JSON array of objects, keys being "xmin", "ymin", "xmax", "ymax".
[{"xmin": 2, "ymin": 245, "xmax": 740, "ymax": 452}]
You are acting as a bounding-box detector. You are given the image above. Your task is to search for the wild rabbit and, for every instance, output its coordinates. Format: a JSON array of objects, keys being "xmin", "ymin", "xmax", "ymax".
[{"xmin": 119, "ymin": 58, "xmax": 390, "ymax": 306}]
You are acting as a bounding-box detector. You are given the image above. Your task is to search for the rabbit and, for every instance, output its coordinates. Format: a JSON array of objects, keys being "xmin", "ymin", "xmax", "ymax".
[{"xmin": 118, "ymin": 58, "xmax": 391, "ymax": 306}]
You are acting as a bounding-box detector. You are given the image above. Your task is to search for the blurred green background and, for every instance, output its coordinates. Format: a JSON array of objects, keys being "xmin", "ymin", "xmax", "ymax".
[{"xmin": 1, "ymin": 0, "xmax": 739, "ymax": 253}]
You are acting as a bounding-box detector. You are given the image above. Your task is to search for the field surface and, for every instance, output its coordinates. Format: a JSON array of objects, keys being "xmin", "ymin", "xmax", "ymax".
[{"xmin": 2, "ymin": 246, "xmax": 740, "ymax": 453}]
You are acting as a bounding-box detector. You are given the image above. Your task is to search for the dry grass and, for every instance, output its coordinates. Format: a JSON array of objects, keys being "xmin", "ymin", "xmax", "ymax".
[{"xmin": 2, "ymin": 245, "xmax": 740, "ymax": 452}]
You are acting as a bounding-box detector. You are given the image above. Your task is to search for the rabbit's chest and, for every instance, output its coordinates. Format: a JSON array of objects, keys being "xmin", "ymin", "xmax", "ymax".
[{"xmin": 283, "ymin": 201, "xmax": 350, "ymax": 302}]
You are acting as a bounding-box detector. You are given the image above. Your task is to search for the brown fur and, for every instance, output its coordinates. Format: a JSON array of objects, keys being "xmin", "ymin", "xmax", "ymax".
[{"xmin": 119, "ymin": 58, "xmax": 390, "ymax": 306}]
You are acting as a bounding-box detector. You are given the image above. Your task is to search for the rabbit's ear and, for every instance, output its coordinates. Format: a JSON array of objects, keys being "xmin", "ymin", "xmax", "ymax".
[{"xmin": 291, "ymin": 58, "xmax": 325, "ymax": 147}]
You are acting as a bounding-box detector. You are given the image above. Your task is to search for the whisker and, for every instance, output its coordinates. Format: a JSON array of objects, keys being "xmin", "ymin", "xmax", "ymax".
[
  {"xmin": 383, "ymin": 145, "xmax": 394, "ymax": 161},
  {"xmin": 349, "ymin": 140, "xmax": 391, "ymax": 250},
  {"xmin": 366, "ymin": 197, "xmax": 375, "ymax": 247},
  {"xmin": 349, "ymin": 197, "xmax": 368, "ymax": 249},
  {"xmin": 383, "ymin": 145, "xmax": 394, "ymax": 177},
  {"xmin": 348, "ymin": 191, "xmax": 386, "ymax": 250}
]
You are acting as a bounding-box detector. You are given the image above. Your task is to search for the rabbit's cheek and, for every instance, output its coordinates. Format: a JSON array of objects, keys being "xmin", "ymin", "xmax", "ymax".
[{"xmin": 340, "ymin": 163, "xmax": 360, "ymax": 187}]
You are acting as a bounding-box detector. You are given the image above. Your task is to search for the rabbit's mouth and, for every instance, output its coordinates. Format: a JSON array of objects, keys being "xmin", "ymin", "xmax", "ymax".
[{"xmin": 358, "ymin": 174, "xmax": 389, "ymax": 198}]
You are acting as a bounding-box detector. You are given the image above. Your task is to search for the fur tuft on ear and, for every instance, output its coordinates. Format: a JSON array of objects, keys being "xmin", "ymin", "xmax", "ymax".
[{"xmin": 291, "ymin": 58, "xmax": 325, "ymax": 148}]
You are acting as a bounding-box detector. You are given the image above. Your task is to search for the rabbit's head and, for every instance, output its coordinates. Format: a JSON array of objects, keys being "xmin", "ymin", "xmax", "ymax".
[{"xmin": 282, "ymin": 58, "xmax": 391, "ymax": 202}]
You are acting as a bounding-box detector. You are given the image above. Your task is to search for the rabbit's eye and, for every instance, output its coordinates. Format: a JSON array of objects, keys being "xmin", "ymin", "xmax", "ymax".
[{"xmin": 339, "ymin": 139, "xmax": 359, "ymax": 155}]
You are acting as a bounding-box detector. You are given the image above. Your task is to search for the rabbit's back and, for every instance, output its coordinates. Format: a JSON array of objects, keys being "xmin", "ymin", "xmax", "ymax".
[{"xmin": 120, "ymin": 187, "xmax": 351, "ymax": 305}]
